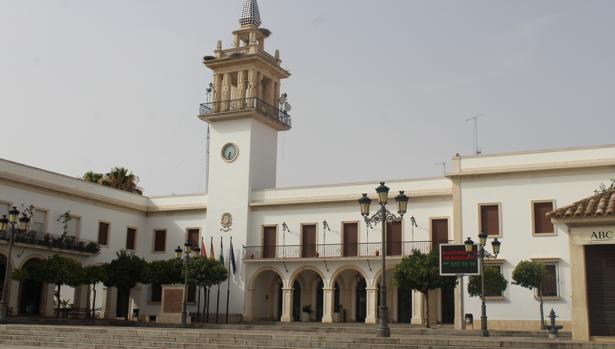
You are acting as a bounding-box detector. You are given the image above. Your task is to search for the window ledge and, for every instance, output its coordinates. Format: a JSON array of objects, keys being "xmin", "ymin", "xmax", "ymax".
[
  {"xmin": 485, "ymin": 296, "xmax": 506, "ymax": 301},
  {"xmin": 532, "ymin": 233, "xmax": 557, "ymax": 237},
  {"xmin": 535, "ymin": 296, "xmax": 560, "ymax": 301}
]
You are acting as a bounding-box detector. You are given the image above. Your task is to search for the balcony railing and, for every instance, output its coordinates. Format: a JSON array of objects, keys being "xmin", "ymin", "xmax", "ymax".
[
  {"xmin": 0, "ymin": 230, "xmax": 100, "ymax": 255},
  {"xmin": 199, "ymin": 97, "xmax": 291, "ymax": 128},
  {"xmin": 243, "ymin": 240, "xmax": 452, "ymax": 261}
]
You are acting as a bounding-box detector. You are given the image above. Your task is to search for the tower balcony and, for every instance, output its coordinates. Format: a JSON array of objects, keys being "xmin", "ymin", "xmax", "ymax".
[
  {"xmin": 199, "ymin": 97, "xmax": 291, "ymax": 130},
  {"xmin": 243, "ymin": 240, "xmax": 451, "ymax": 261}
]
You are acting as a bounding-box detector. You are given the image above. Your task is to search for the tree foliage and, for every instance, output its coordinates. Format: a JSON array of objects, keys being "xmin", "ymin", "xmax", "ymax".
[
  {"xmin": 393, "ymin": 249, "xmax": 456, "ymax": 327},
  {"xmin": 188, "ymin": 257, "xmax": 228, "ymax": 288},
  {"xmin": 82, "ymin": 167, "xmax": 143, "ymax": 195},
  {"xmin": 467, "ymin": 266, "xmax": 508, "ymax": 297},
  {"xmin": 105, "ymin": 250, "xmax": 148, "ymax": 290},
  {"xmin": 145, "ymin": 258, "xmax": 184, "ymax": 285},
  {"xmin": 512, "ymin": 260, "xmax": 546, "ymax": 290},
  {"xmin": 595, "ymin": 178, "xmax": 615, "ymax": 194}
]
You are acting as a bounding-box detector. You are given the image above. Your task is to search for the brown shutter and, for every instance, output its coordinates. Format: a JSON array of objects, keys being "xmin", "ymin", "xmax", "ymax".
[
  {"xmin": 343, "ymin": 223, "xmax": 358, "ymax": 257},
  {"xmin": 263, "ymin": 226, "xmax": 277, "ymax": 259},
  {"xmin": 480, "ymin": 205, "xmax": 500, "ymax": 236},
  {"xmin": 154, "ymin": 230, "xmax": 166, "ymax": 252},
  {"xmin": 585, "ymin": 244, "xmax": 615, "ymax": 336},
  {"xmin": 431, "ymin": 219, "xmax": 449, "ymax": 251},
  {"xmin": 386, "ymin": 221, "xmax": 402, "ymax": 256},
  {"xmin": 301, "ymin": 224, "xmax": 317, "ymax": 257},
  {"xmin": 126, "ymin": 228, "xmax": 136, "ymax": 250},
  {"xmin": 187, "ymin": 229, "xmax": 200, "ymax": 248},
  {"xmin": 533, "ymin": 202, "xmax": 554, "ymax": 234},
  {"xmin": 98, "ymin": 222, "xmax": 109, "ymax": 245}
]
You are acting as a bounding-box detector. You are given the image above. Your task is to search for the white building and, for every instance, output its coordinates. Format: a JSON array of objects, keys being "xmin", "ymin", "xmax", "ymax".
[{"xmin": 0, "ymin": 0, "xmax": 613, "ymax": 341}]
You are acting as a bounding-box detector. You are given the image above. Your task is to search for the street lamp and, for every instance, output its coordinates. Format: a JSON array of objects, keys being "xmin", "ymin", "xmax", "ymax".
[
  {"xmin": 0, "ymin": 206, "xmax": 32, "ymax": 323},
  {"xmin": 358, "ymin": 182, "xmax": 408, "ymax": 337},
  {"xmin": 465, "ymin": 233, "xmax": 501, "ymax": 337},
  {"xmin": 176, "ymin": 240, "xmax": 197, "ymax": 327}
]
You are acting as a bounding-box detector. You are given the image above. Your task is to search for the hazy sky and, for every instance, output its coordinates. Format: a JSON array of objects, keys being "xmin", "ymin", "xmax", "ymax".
[{"xmin": 1, "ymin": 0, "xmax": 614, "ymax": 196}]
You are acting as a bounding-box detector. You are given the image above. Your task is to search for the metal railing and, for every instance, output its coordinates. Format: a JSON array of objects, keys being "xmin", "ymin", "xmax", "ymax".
[
  {"xmin": 199, "ymin": 97, "xmax": 291, "ymax": 128},
  {"xmin": 243, "ymin": 240, "xmax": 451, "ymax": 261},
  {"xmin": 0, "ymin": 230, "xmax": 100, "ymax": 254}
]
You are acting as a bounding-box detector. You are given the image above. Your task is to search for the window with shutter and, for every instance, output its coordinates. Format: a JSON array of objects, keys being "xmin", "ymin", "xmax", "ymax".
[
  {"xmin": 31, "ymin": 209, "xmax": 47, "ymax": 233},
  {"xmin": 533, "ymin": 201, "xmax": 555, "ymax": 235},
  {"xmin": 480, "ymin": 204, "xmax": 500, "ymax": 236},
  {"xmin": 541, "ymin": 263, "xmax": 559, "ymax": 297},
  {"xmin": 484, "ymin": 263, "xmax": 505, "ymax": 298},
  {"xmin": 0, "ymin": 202, "xmax": 9, "ymax": 217},
  {"xmin": 154, "ymin": 230, "xmax": 166, "ymax": 252},
  {"xmin": 151, "ymin": 284, "xmax": 162, "ymax": 302},
  {"xmin": 126, "ymin": 228, "xmax": 137, "ymax": 250},
  {"xmin": 98, "ymin": 222, "xmax": 110, "ymax": 245},
  {"xmin": 187, "ymin": 229, "xmax": 200, "ymax": 249}
]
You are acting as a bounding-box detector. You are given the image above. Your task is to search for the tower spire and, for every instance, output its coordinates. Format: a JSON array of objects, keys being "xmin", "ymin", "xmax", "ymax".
[{"xmin": 239, "ymin": 0, "xmax": 261, "ymax": 27}]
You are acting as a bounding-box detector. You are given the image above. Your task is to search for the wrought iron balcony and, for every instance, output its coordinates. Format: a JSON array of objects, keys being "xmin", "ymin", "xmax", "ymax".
[
  {"xmin": 199, "ymin": 97, "xmax": 291, "ymax": 129},
  {"xmin": 0, "ymin": 230, "xmax": 100, "ymax": 255},
  {"xmin": 243, "ymin": 240, "xmax": 451, "ymax": 261}
]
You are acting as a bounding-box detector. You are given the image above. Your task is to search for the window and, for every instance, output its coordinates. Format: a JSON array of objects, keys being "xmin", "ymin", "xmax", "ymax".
[
  {"xmin": 126, "ymin": 228, "xmax": 137, "ymax": 251},
  {"xmin": 154, "ymin": 229, "xmax": 166, "ymax": 252},
  {"xmin": 532, "ymin": 259, "xmax": 559, "ymax": 298},
  {"xmin": 533, "ymin": 201, "xmax": 555, "ymax": 235},
  {"xmin": 480, "ymin": 204, "xmax": 500, "ymax": 236},
  {"xmin": 187, "ymin": 284, "xmax": 196, "ymax": 303},
  {"xmin": 151, "ymin": 284, "xmax": 162, "ymax": 303},
  {"xmin": 0, "ymin": 202, "xmax": 10, "ymax": 218},
  {"xmin": 31, "ymin": 209, "xmax": 47, "ymax": 233},
  {"xmin": 97, "ymin": 222, "xmax": 110, "ymax": 246},
  {"xmin": 67, "ymin": 216, "xmax": 80, "ymax": 237},
  {"xmin": 484, "ymin": 262, "xmax": 505, "ymax": 298},
  {"xmin": 186, "ymin": 228, "xmax": 200, "ymax": 249}
]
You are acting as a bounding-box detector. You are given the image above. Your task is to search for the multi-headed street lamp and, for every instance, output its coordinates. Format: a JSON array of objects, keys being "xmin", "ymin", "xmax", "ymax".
[
  {"xmin": 358, "ymin": 182, "xmax": 408, "ymax": 337},
  {"xmin": 0, "ymin": 206, "xmax": 32, "ymax": 323},
  {"xmin": 464, "ymin": 232, "xmax": 501, "ymax": 337},
  {"xmin": 175, "ymin": 241, "xmax": 201, "ymax": 327}
]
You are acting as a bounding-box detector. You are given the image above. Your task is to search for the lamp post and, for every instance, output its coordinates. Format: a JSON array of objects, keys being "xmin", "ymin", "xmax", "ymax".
[
  {"xmin": 358, "ymin": 182, "xmax": 408, "ymax": 337},
  {"xmin": 464, "ymin": 233, "xmax": 501, "ymax": 337},
  {"xmin": 176, "ymin": 241, "xmax": 201, "ymax": 327},
  {"xmin": 0, "ymin": 206, "xmax": 32, "ymax": 323}
]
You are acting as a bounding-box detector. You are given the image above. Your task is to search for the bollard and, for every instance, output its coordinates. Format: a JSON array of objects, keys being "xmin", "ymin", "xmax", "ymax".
[{"xmin": 548, "ymin": 309, "xmax": 560, "ymax": 339}]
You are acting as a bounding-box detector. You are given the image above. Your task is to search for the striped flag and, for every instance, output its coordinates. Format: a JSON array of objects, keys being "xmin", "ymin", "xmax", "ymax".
[
  {"xmin": 210, "ymin": 236, "xmax": 215, "ymax": 260},
  {"xmin": 220, "ymin": 237, "xmax": 225, "ymax": 265},
  {"xmin": 201, "ymin": 237, "xmax": 207, "ymax": 258},
  {"xmin": 229, "ymin": 237, "xmax": 236, "ymax": 274}
]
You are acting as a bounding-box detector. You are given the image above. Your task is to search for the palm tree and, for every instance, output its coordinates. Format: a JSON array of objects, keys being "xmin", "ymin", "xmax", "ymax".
[
  {"xmin": 81, "ymin": 167, "xmax": 143, "ymax": 195},
  {"xmin": 82, "ymin": 171, "xmax": 104, "ymax": 183},
  {"xmin": 104, "ymin": 167, "xmax": 143, "ymax": 195}
]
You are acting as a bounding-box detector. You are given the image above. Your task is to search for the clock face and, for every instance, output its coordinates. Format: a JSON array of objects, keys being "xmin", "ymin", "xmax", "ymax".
[{"xmin": 221, "ymin": 143, "xmax": 239, "ymax": 162}]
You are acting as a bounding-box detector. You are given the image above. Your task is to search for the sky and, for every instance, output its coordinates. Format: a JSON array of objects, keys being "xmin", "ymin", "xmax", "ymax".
[{"xmin": 0, "ymin": 0, "xmax": 614, "ymax": 196}]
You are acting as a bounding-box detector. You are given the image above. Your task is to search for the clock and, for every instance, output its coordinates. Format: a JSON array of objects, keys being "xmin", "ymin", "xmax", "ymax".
[{"xmin": 221, "ymin": 143, "xmax": 239, "ymax": 162}]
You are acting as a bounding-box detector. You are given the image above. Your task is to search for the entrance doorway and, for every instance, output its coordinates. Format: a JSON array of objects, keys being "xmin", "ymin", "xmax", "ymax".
[
  {"xmin": 116, "ymin": 287, "xmax": 130, "ymax": 319},
  {"xmin": 292, "ymin": 280, "xmax": 301, "ymax": 321},
  {"xmin": 441, "ymin": 286, "xmax": 455, "ymax": 324},
  {"xmin": 19, "ymin": 258, "xmax": 43, "ymax": 315},
  {"xmin": 398, "ymin": 287, "xmax": 412, "ymax": 323},
  {"xmin": 355, "ymin": 277, "xmax": 367, "ymax": 322},
  {"xmin": 585, "ymin": 244, "xmax": 615, "ymax": 336}
]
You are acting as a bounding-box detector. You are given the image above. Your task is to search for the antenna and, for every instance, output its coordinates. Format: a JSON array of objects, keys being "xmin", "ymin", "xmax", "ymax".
[
  {"xmin": 434, "ymin": 162, "xmax": 446, "ymax": 176},
  {"xmin": 465, "ymin": 115, "xmax": 482, "ymax": 155}
]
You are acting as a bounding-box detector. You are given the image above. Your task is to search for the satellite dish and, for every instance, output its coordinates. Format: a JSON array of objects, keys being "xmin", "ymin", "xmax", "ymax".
[{"xmin": 284, "ymin": 103, "xmax": 292, "ymax": 112}]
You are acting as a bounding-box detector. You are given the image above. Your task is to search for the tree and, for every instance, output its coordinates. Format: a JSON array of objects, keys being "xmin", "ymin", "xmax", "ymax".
[
  {"xmin": 187, "ymin": 257, "xmax": 228, "ymax": 319},
  {"xmin": 81, "ymin": 167, "xmax": 143, "ymax": 195},
  {"xmin": 467, "ymin": 266, "xmax": 508, "ymax": 298},
  {"xmin": 393, "ymin": 250, "xmax": 456, "ymax": 327},
  {"xmin": 38, "ymin": 255, "xmax": 83, "ymax": 317},
  {"xmin": 82, "ymin": 265, "xmax": 108, "ymax": 320},
  {"xmin": 105, "ymin": 250, "xmax": 148, "ymax": 320},
  {"xmin": 512, "ymin": 260, "xmax": 548, "ymax": 329},
  {"xmin": 595, "ymin": 178, "xmax": 615, "ymax": 194},
  {"xmin": 82, "ymin": 171, "xmax": 104, "ymax": 184}
]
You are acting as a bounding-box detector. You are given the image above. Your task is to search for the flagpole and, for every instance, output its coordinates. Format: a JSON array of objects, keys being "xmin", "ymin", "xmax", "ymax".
[
  {"xmin": 216, "ymin": 236, "xmax": 223, "ymax": 323},
  {"xmin": 205, "ymin": 286, "xmax": 210, "ymax": 323},
  {"xmin": 225, "ymin": 237, "xmax": 232, "ymax": 323}
]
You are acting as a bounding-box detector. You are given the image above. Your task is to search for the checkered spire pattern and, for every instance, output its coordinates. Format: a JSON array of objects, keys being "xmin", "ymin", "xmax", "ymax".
[{"xmin": 239, "ymin": 0, "xmax": 261, "ymax": 27}]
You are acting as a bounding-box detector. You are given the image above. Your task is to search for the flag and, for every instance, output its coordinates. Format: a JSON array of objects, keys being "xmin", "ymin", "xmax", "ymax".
[
  {"xmin": 210, "ymin": 236, "xmax": 215, "ymax": 260},
  {"xmin": 219, "ymin": 236, "xmax": 225, "ymax": 266},
  {"xmin": 201, "ymin": 237, "xmax": 207, "ymax": 258},
  {"xmin": 229, "ymin": 237, "xmax": 236, "ymax": 274}
]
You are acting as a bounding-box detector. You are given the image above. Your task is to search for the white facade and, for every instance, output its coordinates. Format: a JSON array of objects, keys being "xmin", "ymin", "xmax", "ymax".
[{"xmin": 1, "ymin": 0, "xmax": 614, "ymax": 340}]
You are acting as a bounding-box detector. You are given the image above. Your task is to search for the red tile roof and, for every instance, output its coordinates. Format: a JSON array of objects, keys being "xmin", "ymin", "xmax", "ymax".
[{"xmin": 548, "ymin": 190, "xmax": 615, "ymax": 219}]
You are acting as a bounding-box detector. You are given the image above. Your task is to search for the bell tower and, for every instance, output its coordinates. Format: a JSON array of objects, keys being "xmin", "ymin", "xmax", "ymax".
[{"xmin": 199, "ymin": 0, "xmax": 291, "ymax": 315}]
